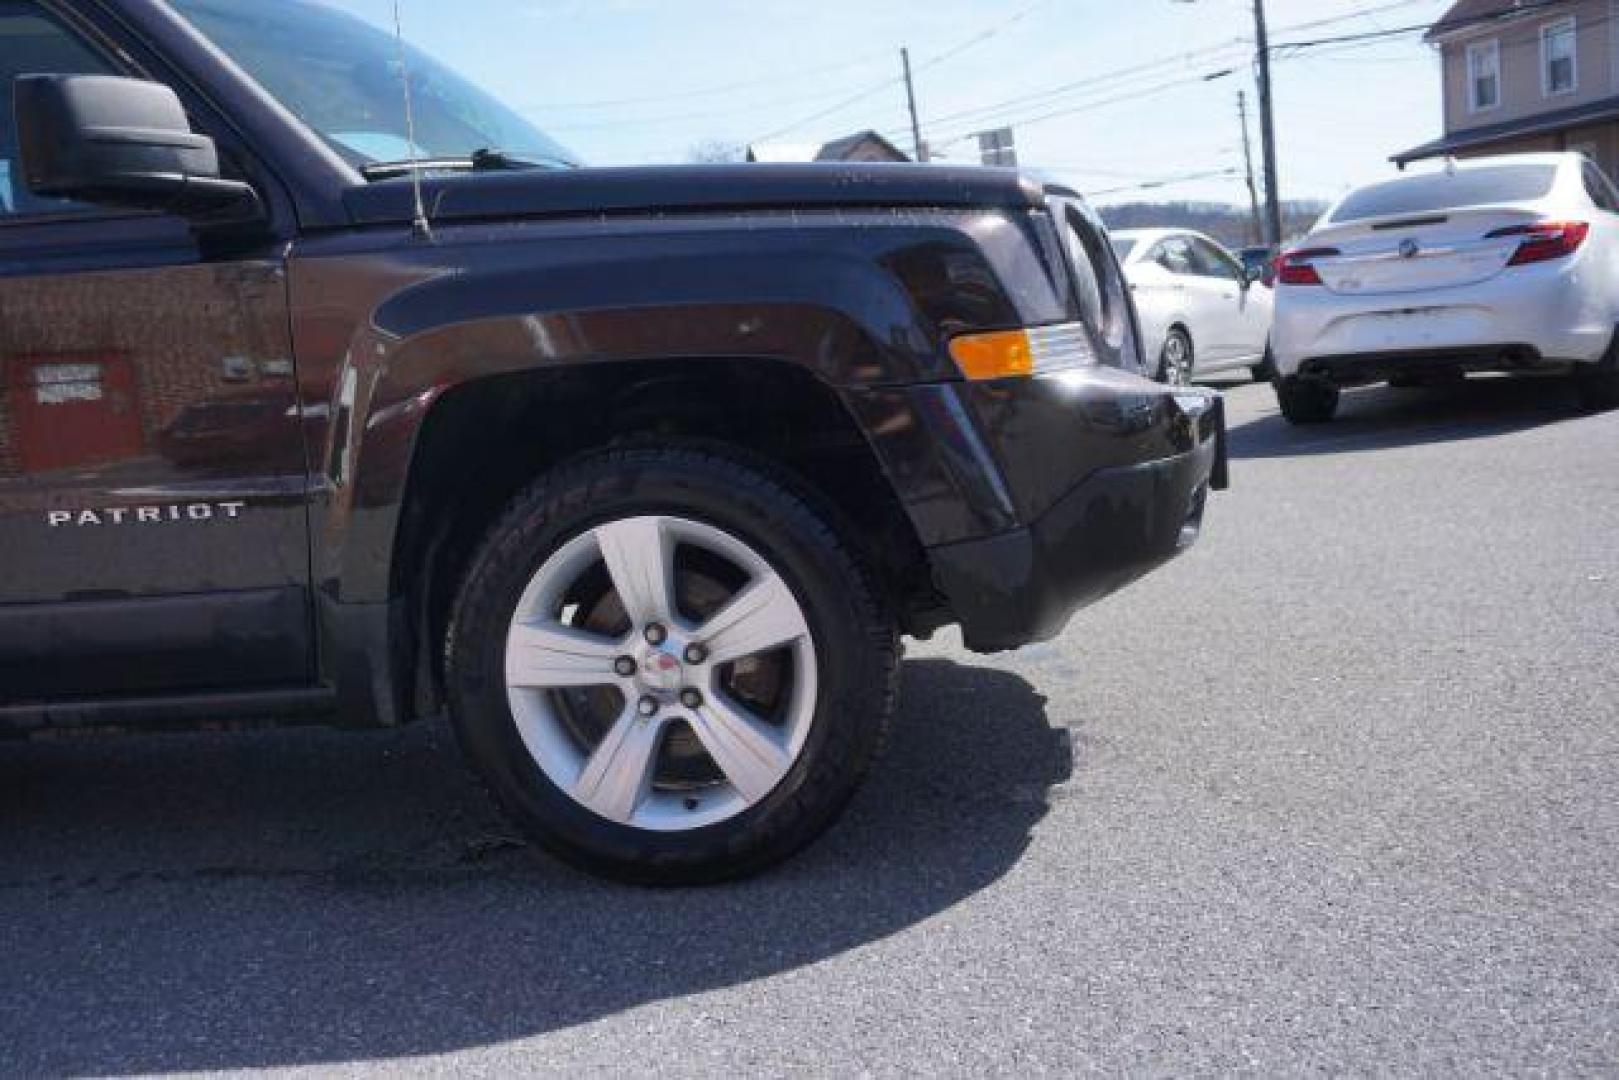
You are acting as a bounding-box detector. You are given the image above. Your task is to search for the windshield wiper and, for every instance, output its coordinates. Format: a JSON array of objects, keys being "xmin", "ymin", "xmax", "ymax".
[{"xmin": 361, "ymin": 148, "xmax": 569, "ymax": 181}]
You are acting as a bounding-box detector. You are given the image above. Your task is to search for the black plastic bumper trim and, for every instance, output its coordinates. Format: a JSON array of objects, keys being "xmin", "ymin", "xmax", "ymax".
[
  {"xmin": 929, "ymin": 424, "xmax": 1219, "ymax": 653},
  {"xmin": 1298, "ymin": 346, "xmax": 1564, "ymax": 387}
]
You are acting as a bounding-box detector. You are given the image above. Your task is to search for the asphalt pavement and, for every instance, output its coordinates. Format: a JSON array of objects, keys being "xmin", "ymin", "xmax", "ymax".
[{"xmin": 2, "ymin": 375, "xmax": 1617, "ymax": 1076}]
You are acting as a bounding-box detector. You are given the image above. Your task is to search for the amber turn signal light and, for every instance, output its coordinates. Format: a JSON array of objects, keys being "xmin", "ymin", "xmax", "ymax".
[
  {"xmin": 949, "ymin": 330, "xmax": 1035, "ymax": 381},
  {"xmin": 948, "ymin": 323, "xmax": 1097, "ymax": 381}
]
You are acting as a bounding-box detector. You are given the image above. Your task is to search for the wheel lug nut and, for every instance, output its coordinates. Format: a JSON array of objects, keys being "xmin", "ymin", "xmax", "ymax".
[
  {"xmin": 614, "ymin": 656, "xmax": 637, "ymax": 677},
  {"xmin": 684, "ymin": 643, "xmax": 708, "ymax": 665},
  {"xmin": 680, "ymin": 688, "xmax": 703, "ymax": 709},
  {"xmin": 644, "ymin": 623, "xmax": 667, "ymax": 645},
  {"xmin": 637, "ymin": 696, "xmax": 660, "ymax": 718}
]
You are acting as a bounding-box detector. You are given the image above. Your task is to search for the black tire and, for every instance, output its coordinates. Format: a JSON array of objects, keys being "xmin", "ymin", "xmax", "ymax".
[
  {"xmin": 1158, "ymin": 327, "xmax": 1194, "ymax": 385},
  {"xmin": 1576, "ymin": 346, "xmax": 1619, "ymax": 411},
  {"xmin": 446, "ymin": 444, "xmax": 900, "ymax": 885},
  {"xmin": 1275, "ymin": 375, "xmax": 1340, "ymax": 425}
]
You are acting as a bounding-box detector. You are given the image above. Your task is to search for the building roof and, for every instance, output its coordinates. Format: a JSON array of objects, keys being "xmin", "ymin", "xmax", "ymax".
[
  {"xmin": 747, "ymin": 130, "xmax": 911, "ymax": 165},
  {"xmin": 1392, "ymin": 92, "xmax": 1619, "ymax": 163},
  {"xmin": 813, "ymin": 130, "xmax": 909, "ymax": 163},
  {"xmin": 1425, "ymin": 0, "xmax": 1567, "ymax": 43}
]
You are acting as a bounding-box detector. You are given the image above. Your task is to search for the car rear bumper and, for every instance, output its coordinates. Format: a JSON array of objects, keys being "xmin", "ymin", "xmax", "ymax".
[
  {"xmin": 926, "ymin": 382, "xmax": 1226, "ymax": 653},
  {"xmin": 1297, "ymin": 345, "xmax": 1574, "ymax": 387},
  {"xmin": 1271, "ymin": 261, "xmax": 1613, "ymax": 377}
]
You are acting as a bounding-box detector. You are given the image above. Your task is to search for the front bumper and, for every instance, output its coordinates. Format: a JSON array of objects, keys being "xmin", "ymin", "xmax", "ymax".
[{"xmin": 927, "ymin": 382, "xmax": 1225, "ymax": 652}]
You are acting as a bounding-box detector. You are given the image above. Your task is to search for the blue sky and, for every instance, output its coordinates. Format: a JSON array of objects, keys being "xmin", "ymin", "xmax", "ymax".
[{"xmin": 330, "ymin": 0, "xmax": 1454, "ymax": 207}]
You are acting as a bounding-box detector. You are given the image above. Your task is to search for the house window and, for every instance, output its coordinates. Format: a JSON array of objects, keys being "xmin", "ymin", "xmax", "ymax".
[
  {"xmin": 1467, "ymin": 39, "xmax": 1500, "ymax": 111},
  {"xmin": 1543, "ymin": 17, "xmax": 1577, "ymax": 96}
]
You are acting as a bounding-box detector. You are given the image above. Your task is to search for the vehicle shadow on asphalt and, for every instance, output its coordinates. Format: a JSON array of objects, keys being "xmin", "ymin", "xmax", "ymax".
[
  {"xmin": 0, "ymin": 657, "xmax": 1071, "ymax": 1074},
  {"xmin": 1224, "ymin": 377, "xmax": 1593, "ymax": 459}
]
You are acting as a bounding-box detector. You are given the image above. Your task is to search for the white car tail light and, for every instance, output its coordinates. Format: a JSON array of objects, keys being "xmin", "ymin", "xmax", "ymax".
[
  {"xmin": 1275, "ymin": 247, "xmax": 1341, "ymax": 286},
  {"xmin": 1485, "ymin": 220, "xmax": 1589, "ymax": 266}
]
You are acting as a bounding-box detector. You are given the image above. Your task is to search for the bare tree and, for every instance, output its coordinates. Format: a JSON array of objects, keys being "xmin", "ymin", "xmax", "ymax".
[{"xmin": 688, "ymin": 139, "xmax": 746, "ymax": 164}]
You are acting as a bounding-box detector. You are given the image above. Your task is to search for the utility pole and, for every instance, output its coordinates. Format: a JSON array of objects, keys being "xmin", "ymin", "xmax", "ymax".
[
  {"xmin": 1252, "ymin": 0, "xmax": 1283, "ymax": 246},
  {"xmin": 901, "ymin": 47, "xmax": 928, "ymax": 162},
  {"xmin": 1237, "ymin": 91, "xmax": 1263, "ymax": 246}
]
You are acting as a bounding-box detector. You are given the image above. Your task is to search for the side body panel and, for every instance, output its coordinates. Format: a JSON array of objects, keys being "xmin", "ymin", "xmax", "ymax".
[{"xmin": 0, "ymin": 219, "xmax": 313, "ymax": 703}]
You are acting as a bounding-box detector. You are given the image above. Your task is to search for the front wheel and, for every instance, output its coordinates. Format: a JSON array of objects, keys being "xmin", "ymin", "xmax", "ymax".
[
  {"xmin": 446, "ymin": 446, "xmax": 899, "ymax": 884},
  {"xmin": 1158, "ymin": 327, "xmax": 1194, "ymax": 386}
]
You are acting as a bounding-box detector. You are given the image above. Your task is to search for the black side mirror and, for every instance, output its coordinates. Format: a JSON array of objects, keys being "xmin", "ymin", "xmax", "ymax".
[{"xmin": 16, "ymin": 74, "xmax": 262, "ymax": 224}]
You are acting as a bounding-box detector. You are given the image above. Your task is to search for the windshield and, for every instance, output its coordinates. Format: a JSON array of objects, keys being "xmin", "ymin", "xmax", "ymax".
[
  {"xmin": 167, "ymin": 0, "xmax": 579, "ymax": 171},
  {"xmin": 1330, "ymin": 165, "xmax": 1557, "ymax": 223},
  {"xmin": 1110, "ymin": 236, "xmax": 1137, "ymax": 261}
]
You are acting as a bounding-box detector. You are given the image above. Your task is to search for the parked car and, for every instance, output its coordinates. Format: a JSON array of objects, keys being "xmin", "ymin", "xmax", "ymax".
[
  {"xmin": 0, "ymin": 0, "xmax": 1227, "ymax": 884},
  {"xmin": 1111, "ymin": 229, "xmax": 1274, "ymax": 385},
  {"xmin": 1270, "ymin": 152, "xmax": 1619, "ymax": 423}
]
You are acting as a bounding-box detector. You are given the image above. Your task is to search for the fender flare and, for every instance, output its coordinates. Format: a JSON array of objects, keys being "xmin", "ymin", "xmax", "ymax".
[{"xmin": 306, "ymin": 249, "xmax": 951, "ymax": 604}]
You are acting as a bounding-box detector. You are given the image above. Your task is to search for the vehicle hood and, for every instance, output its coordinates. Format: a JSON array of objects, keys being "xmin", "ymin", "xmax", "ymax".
[{"xmin": 342, "ymin": 163, "xmax": 1050, "ymax": 227}]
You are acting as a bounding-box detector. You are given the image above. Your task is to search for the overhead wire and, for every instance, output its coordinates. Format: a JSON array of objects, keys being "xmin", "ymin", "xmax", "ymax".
[{"xmin": 750, "ymin": 0, "xmax": 1052, "ymax": 143}]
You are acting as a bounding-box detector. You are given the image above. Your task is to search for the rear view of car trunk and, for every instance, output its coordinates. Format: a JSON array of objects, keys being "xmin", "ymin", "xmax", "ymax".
[{"xmin": 1304, "ymin": 206, "xmax": 1548, "ymax": 297}]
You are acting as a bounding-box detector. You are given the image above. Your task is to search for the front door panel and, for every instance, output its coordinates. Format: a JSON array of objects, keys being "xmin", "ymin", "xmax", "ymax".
[{"xmin": 0, "ymin": 224, "xmax": 314, "ymax": 702}]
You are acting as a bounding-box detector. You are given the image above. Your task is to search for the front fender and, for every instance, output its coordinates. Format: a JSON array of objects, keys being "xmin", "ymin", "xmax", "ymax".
[
  {"xmin": 288, "ymin": 209, "xmax": 1069, "ymax": 605},
  {"xmin": 1128, "ymin": 286, "xmax": 1189, "ymax": 367}
]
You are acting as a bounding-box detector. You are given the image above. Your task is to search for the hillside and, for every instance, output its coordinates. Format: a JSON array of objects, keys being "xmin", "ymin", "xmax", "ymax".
[{"xmin": 1098, "ymin": 200, "xmax": 1329, "ymax": 249}]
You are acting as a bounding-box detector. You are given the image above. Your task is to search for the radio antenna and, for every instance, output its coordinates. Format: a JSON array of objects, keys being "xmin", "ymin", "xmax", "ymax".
[{"xmin": 392, "ymin": 0, "xmax": 432, "ymax": 239}]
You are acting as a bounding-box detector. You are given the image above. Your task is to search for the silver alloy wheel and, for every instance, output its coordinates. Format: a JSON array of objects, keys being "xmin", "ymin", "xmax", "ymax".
[
  {"xmin": 504, "ymin": 515, "xmax": 818, "ymax": 832},
  {"xmin": 1161, "ymin": 331, "xmax": 1192, "ymax": 386}
]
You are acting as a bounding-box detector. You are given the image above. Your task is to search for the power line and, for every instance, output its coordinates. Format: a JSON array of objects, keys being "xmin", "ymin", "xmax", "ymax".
[
  {"xmin": 1015, "ymin": 164, "xmax": 1198, "ymax": 179},
  {"xmin": 751, "ymin": 0, "xmax": 1049, "ymax": 144},
  {"xmin": 897, "ymin": 1, "xmax": 1491, "ymax": 159},
  {"xmin": 553, "ymin": 0, "xmax": 1447, "ymax": 147},
  {"xmin": 886, "ymin": 0, "xmax": 1433, "ymax": 148},
  {"xmin": 904, "ymin": 38, "xmax": 1251, "ymax": 137},
  {"xmin": 620, "ymin": 0, "xmax": 1567, "ymax": 163},
  {"xmin": 1261, "ymin": 5, "xmax": 1619, "ymax": 75},
  {"xmin": 527, "ymin": 52, "xmax": 894, "ymax": 111},
  {"xmin": 1270, "ymin": 0, "xmax": 1434, "ymax": 36},
  {"xmin": 914, "ymin": 0, "xmax": 1052, "ymax": 72},
  {"xmin": 1270, "ymin": 0, "xmax": 1571, "ymax": 54},
  {"xmin": 1084, "ymin": 167, "xmax": 1241, "ymax": 198},
  {"xmin": 926, "ymin": 69, "xmax": 1234, "ymax": 149},
  {"xmin": 543, "ymin": 83, "xmax": 901, "ymax": 133},
  {"xmin": 895, "ymin": 17, "xmax": 1435, "ymax": 155},
  {"xmin": 750, "ymin": 75, "xmax": 907, "ymax": 144}
]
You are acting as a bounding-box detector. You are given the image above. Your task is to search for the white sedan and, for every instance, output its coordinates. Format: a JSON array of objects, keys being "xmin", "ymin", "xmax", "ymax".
[
  {"xmin": 1111, "ymin": 229, "xmax": 1274, "ymax": 385},
  {"xmin": 1270, "ymin": 152, "xmax": 1619, "ymax": 423}
]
